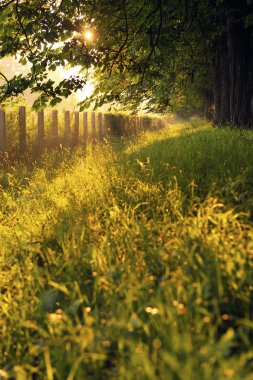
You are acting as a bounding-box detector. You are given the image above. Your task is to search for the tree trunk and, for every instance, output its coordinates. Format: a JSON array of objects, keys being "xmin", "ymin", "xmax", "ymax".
[
  {"xmin": 213, "ymin": 36, "xmax": 230, "ymax": 124},
  {"xmin": 220, "ymin": 36, "xmax": 230, "ymax": 123},
  {"xmin": 213, "ymin": 0, "xmax": 253, "ymax": 128},
  {"xmin": 213, "ymin": 43, "xmax": 222, "ymax": 124},
  {"xmin": 226, "ymin": 1, "xmax": 253, "ymax": 127},
  {"xmin": 203, "ymin": 89, "xmax": 214, "ymax": 120}
]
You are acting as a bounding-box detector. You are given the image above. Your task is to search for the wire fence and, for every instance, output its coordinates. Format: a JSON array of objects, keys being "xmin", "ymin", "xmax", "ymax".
[{"xmin": 0, "ymin": 107, "xmax": 164, "ymax": 154}]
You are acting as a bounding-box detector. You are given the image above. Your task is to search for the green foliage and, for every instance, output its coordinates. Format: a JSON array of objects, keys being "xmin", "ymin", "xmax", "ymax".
[
  {"xmin": 0, "ymin": 121, "xmax": 253, "ymax": 379},
  {"xmin": 0, "ymin": 0, "xmax": 214, "ymax": 113}
]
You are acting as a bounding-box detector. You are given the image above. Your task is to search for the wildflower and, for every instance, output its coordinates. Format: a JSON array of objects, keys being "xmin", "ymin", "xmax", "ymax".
[{"xmin": 145, "ymin": 307, "xmax": 159, "ymax": 315}]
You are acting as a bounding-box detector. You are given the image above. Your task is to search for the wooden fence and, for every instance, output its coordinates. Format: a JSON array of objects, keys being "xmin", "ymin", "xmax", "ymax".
[{"xmin": 0, "ymin": 107, "xmax": 164, "ymax": 153}]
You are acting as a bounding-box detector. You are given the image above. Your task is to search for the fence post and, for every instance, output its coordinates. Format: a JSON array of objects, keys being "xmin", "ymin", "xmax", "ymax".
[
  {"xmin": 98, "ymin": 112, "xmax": 103, "ymax": 141},
  {"xmin": 19, "ymin": 106, "xmax": 27, "ymax": 153},
  {"xmin": 37, "ymin": 110, "xmax": 44, "ymax": 147},
  {"xmin": 142, "ymin": 116, "xmax": 152, "ymax": 131},
  {"xmin": 141, "ymin": 117, "xmax": 145, "ymax": 130},
  {"xmin": 134, "ymin": 116, "xmax": 138, "ymax": 133},
  {"xmin": 64, "ymin": 111, "xmax": 71, "ymax": 141},
  {"xmin": 91, "ymin": 112, "xmax": 96, "ymax": 140},
  {"xmin": 73, "ymin": 111, "xmax": 79, "ymax": 146},
  {"xmin": 120, "ymin": 115, "xmax": 126, "ymax": 136},
  {"xmin": 135, "ymin": 116, "xmax": 140, "ymax": 132},
  {"xmin": 128, "ymin": 116, "xmax": 135, "ymax": 135},
  {"xmin": 51, "ymin": 110, "xmax": 58, "ymax": 146},
  {"xmin": 157, "ymin": 118, "xmax": 164, "ymax": 129},
  {"xmin": 110, "ymin": 114, "xmax": 122, "ymax": 136},
  {"xmin": 0, "ymin": 109, "xmax": 6, "ymax": 151},
  {"xmin": 83, "ymin": 112, "xmax": 88, "ymax": 148},
  {"xmin": 103, "ymin": 114, "xmax": 110, "ymax": 136}
]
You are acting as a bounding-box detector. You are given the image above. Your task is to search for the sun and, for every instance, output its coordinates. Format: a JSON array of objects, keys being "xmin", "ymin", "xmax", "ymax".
[
  {"xmin": 84, "ymin": 30, "xmax": 94, "ymax": 42},
  {"xmin": 76, "ymin": 82, "xmax": 94, "ymax": 101}
]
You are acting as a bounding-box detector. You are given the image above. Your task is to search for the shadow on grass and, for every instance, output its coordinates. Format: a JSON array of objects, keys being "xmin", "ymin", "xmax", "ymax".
[
  {"xmin": 0, "ymin": 145, "xmax": 90, "ymax": 191},
  {"xmin": 120, "ymin": 127, "xmax": 253, "ymax": 216}
]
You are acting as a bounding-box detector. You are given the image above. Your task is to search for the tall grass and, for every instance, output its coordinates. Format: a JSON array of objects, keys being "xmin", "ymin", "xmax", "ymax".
[{"xmin": 0, "ymin": 120, "xmax": 253, "ymax": 379}]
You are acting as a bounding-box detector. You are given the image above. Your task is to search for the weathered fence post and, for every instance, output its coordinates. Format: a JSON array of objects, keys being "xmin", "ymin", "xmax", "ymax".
[
  {"xmin": 134, "ymin": 116, "xmax": 139, "ymax": 133},
  {"xmin": 135, "ymin": 116, "xmax": 140, "ymax": 132},
  {"xmin": 128, "ymin": 116, "xmax": 135, "ymax": 135},
  {"xmin": 142, "ymin": 116, "xmax": 152, "ymax": 131},
  {"xmin": 103, "ymin": 114, "xmax": 110, "ymax": 136},
  {"xmin": 120, "ymin": 115, "xmax": 126, "ymax": 136},
  {"xmin": 157, "ymin": 118, "xmax": 164, "ymax": 129},
  {"xmin": 64, "ymin": 111, "xmax": 71, "ymax": 141},
  {"xmin": 98, "ymin": 112, "xmax": 103, "ymax": 141},
  {"xmin": 91, "ymin": 112, "xmax": 96, "ymax": 140},
  {"xmin": 19, "ymin": 106, "xmax": 27, "ymax": 153},
  {"xmin": 91, "ymin": 112, "xmax": 96, "ymax": 150},
  {"xmin": 127, "ymin": 115, "xmax": 135, "ymax": 135},
  {"xmin": 0, "ymin": 109, "xmax": 6, "ymax": 151},
  {"xmin": 83, "ymin": 112, "xmax": 88, "ymax": 148},
  {"xmin": 73, "ymin": 111, "xmax": 79, "ymax": 146},
  {"xmin": 37, "ymin": 110, "xmax": 44, "ymax": 147},
  {"xmin": 51, "ymin": 110, "xmax": 58, "ymax": 146},
  {"xmin": 109, "ymin": 114, "xmax": 123, "ymax": 136},
  {"xmin": 155, "ymin": 117, "xmax": 160, "ymax": 129},
  {"xmin": 139, "ymin": 116, "xmax": 143, "ymax": 132}
]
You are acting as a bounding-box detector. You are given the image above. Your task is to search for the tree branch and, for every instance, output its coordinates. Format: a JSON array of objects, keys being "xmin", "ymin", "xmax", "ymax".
[
  {"xmin": 109, "ymin": 0, "xmax": 129, "ymax": 77},
  {"xmin": 141, "ymin": 0, "xmax": 163, "ymax": 83},
  {"xmin": 0, "ymin": 0, "xmax": 15, "ymax": 10}
]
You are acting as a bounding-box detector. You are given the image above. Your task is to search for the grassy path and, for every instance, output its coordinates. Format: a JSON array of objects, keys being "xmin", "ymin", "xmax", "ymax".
[{"xmin": 0, "ymin": 120, "xmax": 253, "ymax": 379}]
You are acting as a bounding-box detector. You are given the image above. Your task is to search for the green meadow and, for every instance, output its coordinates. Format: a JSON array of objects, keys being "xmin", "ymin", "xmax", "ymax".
[{"xmin": 0, "ymin": 120, "xmax": 253, "ymax": 379}]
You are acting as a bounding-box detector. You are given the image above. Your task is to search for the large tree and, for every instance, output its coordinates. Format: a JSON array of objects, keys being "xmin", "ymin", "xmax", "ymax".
[
  {"xmin": 0, "ymin": 0, "xmax": 252, "ymax": 126},
  {"xmin": 212, "ymin": 0, "xmax": 253, "ymax": 127}
]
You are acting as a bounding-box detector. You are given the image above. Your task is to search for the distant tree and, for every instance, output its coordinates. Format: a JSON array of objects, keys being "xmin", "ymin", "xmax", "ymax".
[{"xmin": 0, "ymin": 0, "xmax": 253, "ymax": 127}]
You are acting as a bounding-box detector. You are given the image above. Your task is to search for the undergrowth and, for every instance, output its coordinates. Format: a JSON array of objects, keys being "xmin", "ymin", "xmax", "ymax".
[{"xmin": 0, "ymin": 120, "xmax": 253, "ymax": 379}]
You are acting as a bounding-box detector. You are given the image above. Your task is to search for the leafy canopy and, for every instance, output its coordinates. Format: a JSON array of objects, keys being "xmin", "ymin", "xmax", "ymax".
[{"xmin": 0, "ymin": 0, "xmax": 213, "ymax": 112}]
